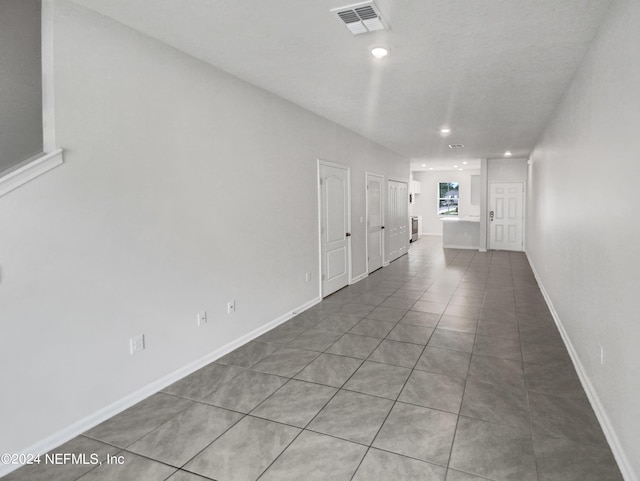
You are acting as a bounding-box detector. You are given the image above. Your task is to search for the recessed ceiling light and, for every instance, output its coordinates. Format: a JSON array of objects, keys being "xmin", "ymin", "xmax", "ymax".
[
  {"xmin": 458, "ymin": 168, "xmax": 463, "ymax": 171},
  {"xmin": 440, "ymin": 128, "xmax": 451, "ymax": 136},
  {"xmin": 429, "ymin": 167, "xmax": 434, "ymax": 170},
  {"xmin": 421, "ymin": 164, "xmax": 426, "ymax": 167},
  {"xmin": 462, "ymin": 161, "xmax": 468, "ymax": 165},
  {"xmin": 371, "ymin": 47, "xmax": 388, "ymax": 59},
  {"xmin": 504, "ymin": 151, "xmax": 512, "ymax": 157},
  {"xmin": 453, "ymin": 165, "xmax": 458, "ymax": 168}
]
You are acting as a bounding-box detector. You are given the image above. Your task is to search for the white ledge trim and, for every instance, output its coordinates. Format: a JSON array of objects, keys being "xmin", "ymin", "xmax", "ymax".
[{"xmin": 0, "ymin": 149, "xmax": 64, "ymax": 197}]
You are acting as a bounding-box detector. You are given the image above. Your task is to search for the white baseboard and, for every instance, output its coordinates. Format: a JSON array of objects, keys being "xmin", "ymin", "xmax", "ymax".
[
  {"xmin": 526, "ymin": 253, "xmax": 637, "ymax": 481},
  {"xmin": 421, "ymin": 232, "xmax": 442, "ymax": 236},
  {"xmin": 0, "ymin": 296, "xmax": 321, "ymax": 478},
  {"xmin": 350, "ymin": 272, "xmax": 368, "ymax": 284},
  {"xmin": 442, "ymin": 244, "xmax": 480, "ymax": 250}
]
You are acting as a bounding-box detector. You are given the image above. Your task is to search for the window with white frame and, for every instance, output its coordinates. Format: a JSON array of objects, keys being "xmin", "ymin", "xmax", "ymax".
[{"xmin": 438, "ymin": 182, "xmax": 459, "ymax": 216}]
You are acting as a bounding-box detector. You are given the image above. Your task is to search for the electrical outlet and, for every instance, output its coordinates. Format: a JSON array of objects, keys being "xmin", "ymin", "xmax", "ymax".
[
  {"xmin": 227, "ymin": 300, "xmax": 235, "ymax": 314},
  {"xmin": 197, "ymin": 312, "xmax": 207, "ymax": 326},
  {"xmin": 305, "ymin": 272, "xmax": 311, "ymax": 283},
  {"xmin": 130, "ymin": 334, "xmax": 145, "ymax": 355}
]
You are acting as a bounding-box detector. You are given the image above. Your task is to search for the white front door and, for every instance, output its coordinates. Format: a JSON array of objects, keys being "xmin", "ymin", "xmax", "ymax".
[
  {"xmin": 387, "ymin": 180, "xmax": 409, "ymax": 262},
  {"xmin": 367, "ymin": 172, "xmax": 384, "ymax": 273},
  {"xmin": 319, "ymin": 162, "xmax": 350, "ymax": 297},
  {"xmin": 489, "ymin": 182, "xmax": 524, "ymax": 251}
]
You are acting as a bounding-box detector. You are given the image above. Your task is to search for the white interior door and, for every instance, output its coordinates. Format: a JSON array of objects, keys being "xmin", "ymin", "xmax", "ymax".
[
  {"xmin": 489, "ymin": 182, "xmax": 524, "ymax": 251},
  {"xmin": 366, "ymin": 172, "xmax": 384, "ymax": 273},
  {"xmin": 319, "ymin": 162, "xmax": 350, "ymax": 296},
  {"xmin": 387, "ymin": 180, "xmax": 409, "ymax": 262}
]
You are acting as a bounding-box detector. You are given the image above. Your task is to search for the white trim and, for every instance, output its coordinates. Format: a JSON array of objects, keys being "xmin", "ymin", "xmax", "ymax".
[
  {"xmin": 349, "ymin": 272, "xmax": 368, "ymax": 284},
  {"xmin": 0, "ymin": 295, "xmax": 321, "ymax": 478},
  {"xmin": 423, "ymin": 232, "xmax": 443, "ymax": 237},
  {"xmin": 526, "ymin": 253, "xmax": 637, "ymax": 481},
  {"xmin": 442, "ymin": 244, "xmax": 479, "ymax": 250},
  {"xmin": 0, "ymin": 149, "xmax": 64, "ymax": 197}
]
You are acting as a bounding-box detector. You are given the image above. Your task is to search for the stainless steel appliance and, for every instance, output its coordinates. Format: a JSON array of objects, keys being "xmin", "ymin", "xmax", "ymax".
[{"xmin": 410, "ymin": 216, "xmax": 418, "ymax": 242}]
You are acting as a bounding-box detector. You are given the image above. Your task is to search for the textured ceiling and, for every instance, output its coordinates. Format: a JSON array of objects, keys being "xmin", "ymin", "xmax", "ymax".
[{"xmin": 70, "ymin": 0, "xmax": 612, "ymax": 167}]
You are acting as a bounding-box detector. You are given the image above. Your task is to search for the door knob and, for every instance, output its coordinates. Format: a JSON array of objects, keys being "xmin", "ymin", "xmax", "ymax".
[
  {"xmin": 346, "ymin": 232, "xmax": 351, "ymax": 237},
  {"xmin": 489, "ymin": 211, "xmax": 494, "ymax": 222},
  {"xmin": 381, "ymin": 226, "xmax": 385, "ymax": 229}
]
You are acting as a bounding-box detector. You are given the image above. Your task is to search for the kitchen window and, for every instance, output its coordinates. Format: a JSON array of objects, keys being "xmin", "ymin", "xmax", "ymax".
[{"xmin": 438, "ymin": 182, "xmax": 459, "ymax": 216}]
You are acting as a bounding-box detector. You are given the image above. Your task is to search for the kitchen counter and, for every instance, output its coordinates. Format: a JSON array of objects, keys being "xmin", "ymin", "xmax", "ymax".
[{"xmin": 441, "ymin": 216, "xmax": 480, "ymax": 248}]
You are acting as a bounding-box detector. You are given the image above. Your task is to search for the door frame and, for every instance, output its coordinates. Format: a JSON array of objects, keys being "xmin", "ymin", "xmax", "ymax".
[
  {"xmin": 385, "ymin": 179, "xmax": 409, "ymax": 264},
  {"xmin": 317, "ymin": 159, "xmax": 352, "ymax": 298},
  {"xmin": 365, "ymin": 171, "xmax": 385, "ymax": 274},
  {"xmin": 487, "ymin": 181, "xmax": 525, "ymax": 251}
]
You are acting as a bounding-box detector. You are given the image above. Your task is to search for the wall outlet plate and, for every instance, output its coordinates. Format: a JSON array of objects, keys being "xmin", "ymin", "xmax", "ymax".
[
  {"xmin": 197, "ymin": 312, "xmax": 207, "ymax": 326},
  {"xmin": 227, "ymin": 300, "xmax": 235, "ymax": 314},
  {"xmin": 130, "ymin": 334, "xmax": 145, "ymax": 355}
]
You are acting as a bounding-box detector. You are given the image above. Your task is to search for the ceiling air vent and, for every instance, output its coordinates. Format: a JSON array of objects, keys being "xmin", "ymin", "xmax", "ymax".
[
  {"xmin": 332, "ymin": 1, "xmax": 389, "ymax": 36},
  {"xmin": 448, "ymin": 144, "xmax": 465, "ymax": 149}
]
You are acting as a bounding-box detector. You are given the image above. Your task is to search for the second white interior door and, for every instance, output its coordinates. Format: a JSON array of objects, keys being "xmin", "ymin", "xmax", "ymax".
[{"xmin": 366, "ymin": 172, "xmax": 384, "ymax": 273}]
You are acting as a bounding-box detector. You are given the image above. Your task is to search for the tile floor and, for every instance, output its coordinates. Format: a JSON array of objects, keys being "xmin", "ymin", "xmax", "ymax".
[{"xmin": 4, "ymin": 237, "xmax": 624, "ymax": 481}]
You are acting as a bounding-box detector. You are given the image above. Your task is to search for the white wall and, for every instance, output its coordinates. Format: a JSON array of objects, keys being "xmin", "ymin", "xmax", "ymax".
[
  {"xmin": 0, "ymin": 0, "xmax": 43, "ymax": 172},
  {"xmin": 0, "ymin": 0, "xmax": 408, "ymax": 460},
  {"xmin": 487, "ymin": 157, "xmax": 528, "ymax": 183},
  {"xmin": 526, "ymin": 0, "xmax": 640, "ymax": 478},
  {"xmin": 411, "ymin": 169, "xmax": 480, "ymax": 235}
]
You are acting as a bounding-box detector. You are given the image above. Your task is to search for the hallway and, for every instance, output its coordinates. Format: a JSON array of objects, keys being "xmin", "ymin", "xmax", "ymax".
[{"xmin": 5, "ymin": 237, "xmax": 623, "ymax": 481}]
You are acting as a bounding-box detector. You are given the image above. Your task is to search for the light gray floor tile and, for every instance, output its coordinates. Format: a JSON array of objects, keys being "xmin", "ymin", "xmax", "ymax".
[
  {"xmin": 258, "ymin": 319, "xmax": 318, "ymax": 344},
  {"xmin": 201, "ymin": 369, "xmax": 286, "ymax": 413},
  {"xmin": 343, "ymin": 361, "xmax": 411, "ymax": 399},
  {"xmin": 366, "ymin": 306, "xmax": 408, "ymax": 322},
  {"xmin": 428, "ymin": 329, "xmax": 475, "ymax": 353},
  {"xmin": 519, "ymin": 321, "xmax": 564, "ymax": 346},
  {"xmin": 400, "ymin": 311, "xmax": 441, "ymax": 327},
  {"xmin": 411, "ymin": 301, "xmax": 448, "ymax": 314},
  {"xmin": 349, "ymin": 318, "xmax": 396, "ymax": 338},
  {"xmin": 449, "ymin": 417, "xmax": 537, "ymax": 481},
  {"xmin": 84, "ymin": 393, "xmax": 193, "ymax": 447},
  {"xmin": 258, "ymin": 431, "xmax": 367, "ymax": 481},
  {"xmin": 315, "ymin": 314, "xmax": 362, "ymax": 333},
  {"xmin": 415, "ymin": 346, "xmax": 471, "ymax": 379},
  {"xmin": 368, "ymin": 339, "xmax": 424, "ymax": 368},
  {"xmin": 444, "ymin": 304, "xmax": 481, "ymax": 319},
  {"xmin": 76, "ymin": 452, "xmax": 176, "ymax": 481},
  {"xmin": 294, "ymin": 353, "xmax": 362, "ymax": 387},
  {"xmin": 445, "ymin": 470, "xmax": 490, "ymax": 481},
  {"xmin": 386, "ymin": 324, "xmax": 434, "ymax": 345},
  {"xmin": 399, "ymin": 370, "xmax": 465, "ymax": 413},
  {"xmin": 218, "ymin": 341, "xmax": 281, "ymax": 366},
  {"xmin": 326, "ymin": 333, "xmax": 381, "ymax": 359},
  {"xmin": 166, "ymin": 471, "xmax": 212, "ymax": 481},
  {"xmin": 351, "ymin": 293, "xmax": 388, "ymax": 306},
  {"xmin": 308, "ymin": 390, "xmax": 393, "ymax": 444},
  {"xmin": 127, "ymin": 403, "xmax": 242, "ymax": 466},
  {"xmin": 250, "ymin": 348, "xmax": 319, "ymax": 377},
  {"xmin": 460, "ymin": 377, "xmax": 530, "ymax": 430},
  {"xmin": 162, "ymin": 363, "xmax": 243, "ymax": 401},
  {"xmin": 392, "ymin": 289, "xmax": 425, "ymax": 301},
  {"xmin": 352, "ymin": 448, "xmax": 446, "ymax": 481},
  {"xmin": 420, "ymin": 292, "xmax": 453, "ymax": 304},
  {"xmin": 373, "ymin": 402, "xmax": 457, "ymax": 465},
  {"xmin": 184, "ymin": 416, "xmax": 299, "ymax": 481},
  {"xmin": 521, "ymin": 342, "xmax": 572, "ymax": 365},
  {"xmin": 533, "ymin": 433, "xmax": 624, "ymax": 481},
  {"xmin": 524, "ymin": 362, "xmax": 585, "ymax": 398},
  {"xmin": 251, "ymin": 379, "xmax": 337, "ymax": 427},
  {"xmin": 528, "ymin": 391, "xmax": 607, "ymax": 445},
  {"xmin": 473, "ymin": 335, "xmax": 522, "ymax": 361},
  {"xmin": 476, "ymin": 319, "xmax": 519, "ymax": 340},
  {"xmin": 437, "ymin": 315, "xmax": 478, "ymax": 334},
  {"xmin": 468, "ymin": 355, "xmax": 524, "ymax": 388},
  {"xmin": 2, "ymin": 436, "xmax": 118, "ymax": 481},
  {"xmin": 287, "ymin": 328, "xmax": 343, "ymax": 352}
]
